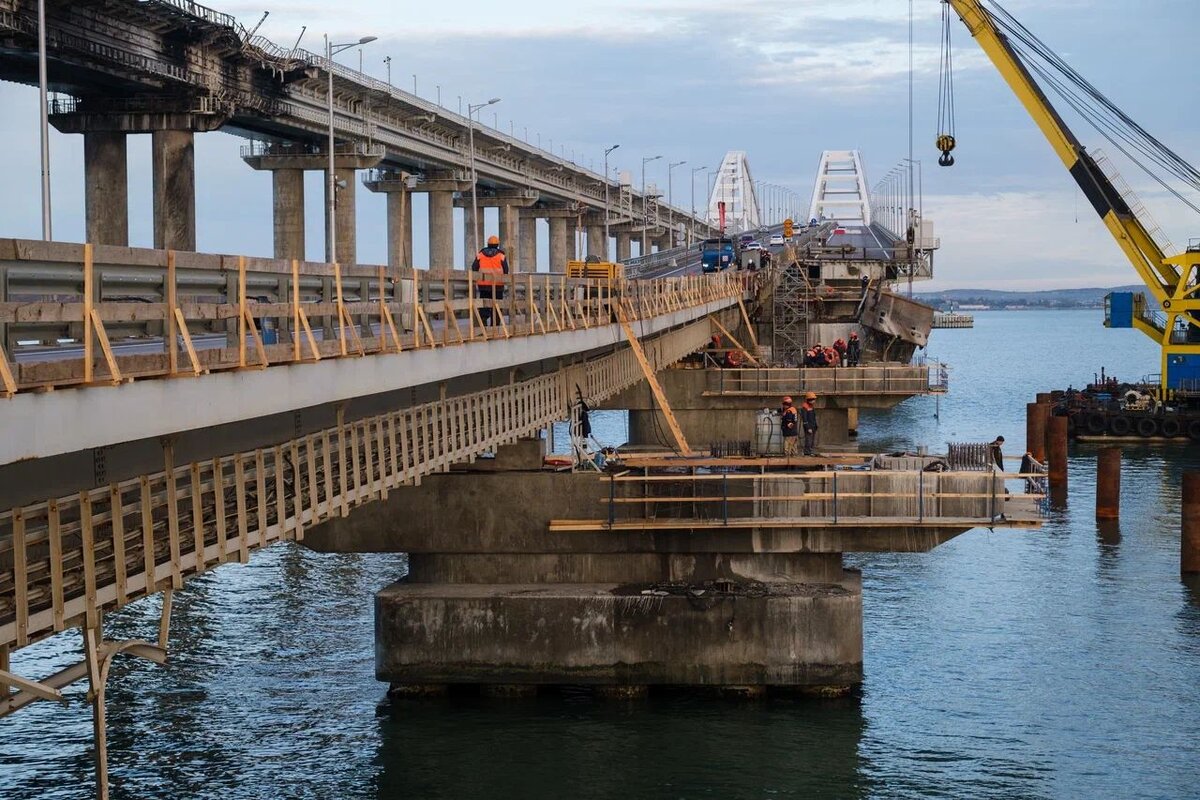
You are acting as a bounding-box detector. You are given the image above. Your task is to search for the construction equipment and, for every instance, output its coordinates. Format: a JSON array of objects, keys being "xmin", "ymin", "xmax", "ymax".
[
  {"xmin": 945, "ymin": 0, "xmax": 1200, "ymax": 404},
  {"xmin": 566, "ymin": 260, "xmax": 624, "ymax": 281}
]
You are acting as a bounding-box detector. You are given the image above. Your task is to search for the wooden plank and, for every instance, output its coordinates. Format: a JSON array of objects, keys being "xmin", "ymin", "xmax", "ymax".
[
  {"xmin": 707, "ymin": 314, "xmax": 760, "ymax": 367},
  {"xmin": 616, "ymin": 310, "xmax": 692, "ymax": 455},
  {"xmin": 291, "ymin": 440, "xmax": 305, "ymax": 541},
  {"xmin": 374, "ymin": 416, "xmax": 388, "ymax": 499},
  {"xmin": 163, "ymin": 445, "xmax": 182, "ymax": 589},
  {"xmin": 140, "ymin": 477, "xmax": 155, "ymax": 589},
  {"xmin": 296, "ymin": 307, "xmax": 321, "ymax": 361},
  {"xmin": 234, "ymin": 455, "xmax": 249, "ymax": 563},
  {"xmin": 333, "ymin": 262, "xmax": 349, "ymax": 357},
  {"xmin": 255, "ymin": 449, "xmax": 268, "ymax": 546},
  {"xmin": 275, "ymin": 445, "xmax": 288, "ymax": 541},
  {"xmin": 238, "ymin": 255, "xmax": 248, "ymax": 368},
  {"xmin": 305, "ymin": 435, "xmax": 319, "ymax": 520},
  {"xmin": 189, "ymin": 464, "xmax": 205, "ymax": 575},
  {"xmin": 48, "ymin": 500, "xmax": 64, "ymax": 631},
  {"xmin": 83, "ymin": 244, "xmax": 94, "ymax": 384},
  {"xmin": 321, "ymin": 430, "xmax": 335, "ymax": 517},
  {"xmin": 212, "ymin": 458, "xmax": 227, "ymax": 563},
  {"xmin": 174, "ymin": 308, "xmax": 203, "ymax": 375},
  {"xmin": 12, "ymin": 508, "xmax": 27, "ymax": 646},
  {"xmin": 292, "ymin": 259, "xmax": 302, "ymax": 362},
  {"xmin": 80, "ymin": 492, "xmax": 98, "ymax": 628},
  {"xmin": 0, "ymin": 341, "xmax": 16, "ymax": 398},
  {"xmin": 166, "ymin": 250, "xmax": 179, "ymax": 374},
  {"xmin": 349, "ymin": 421, "xmax": 363, "ymax": 504},
  {"xmin": 90, "ymin": 309, "xmax": 124, "ymax": 384},
  {"xmin": 736, "ymin": 296, "xmax": 759, "ymax": 350},
  {"xmin": 242, "ymin": 307, "xmax": 269, "ymax": 369}
]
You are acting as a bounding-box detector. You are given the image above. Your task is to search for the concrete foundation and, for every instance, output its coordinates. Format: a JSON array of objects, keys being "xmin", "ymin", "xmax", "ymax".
[
  {"xmin": 616, "ymin": 232, "xmax": 633, "ymax": 263},
  {"xmin": 376, "ymin": 582, "xmax": 862, "ymax": 689},
  {"xmin": 428, "ymin": 190, "xmax": 455, "ymax": 269},
  {"xmin": 151, "ymin": 129, "xmax": 195, "ymax": 251},
  {"xmin": 548, "ymin": 216, "xmax": 568, "ymax": 273},
  {"xmin": 519, "ymin": 215, "xmax": 537, "ymax": 272},
  {"xmin": 83, "ymin": 131, "xmax": 128, "ymax": 246},
  {"xmin": 272, "ymin": 168, "xmax": 305, "ymax": 260},
  {"xmin": 586, "ymin": 224, "xmax": 605, "ymax": 260}
]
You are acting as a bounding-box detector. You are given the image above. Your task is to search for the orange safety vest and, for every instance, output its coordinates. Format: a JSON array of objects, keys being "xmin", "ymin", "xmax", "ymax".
[{"xmin": 476, "ymin": 250, "xmax": 505, "ymax": 286}]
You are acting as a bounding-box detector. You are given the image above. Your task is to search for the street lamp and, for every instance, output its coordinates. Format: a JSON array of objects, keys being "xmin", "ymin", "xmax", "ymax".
[
  {"xmin": 37, "ymin": 0, "xmax": 50, "ymax": 239},
  {"xmin": 641, "ymin": 155, "xmax": 661, "ymax": 255},
  {"xmin": 689, "ymin": 165, "xmax": 706, "ymax": 247},
  {"xmin": 667, "ymin": 160, "xmax": 685, "ymax": 249},
  {"xmin": 325, "ymin": 33, "xmax": 376, "ymax": 264},
  {"xmin": 603, "ymin": 144, "xmax": 620, "ymax": 259},
  {"xmin": 467, "ymin": 97, "xmax": 501, "ymax": 258}
]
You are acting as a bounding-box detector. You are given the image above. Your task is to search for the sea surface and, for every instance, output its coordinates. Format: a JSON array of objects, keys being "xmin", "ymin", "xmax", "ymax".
[{"xmin": 2, "ymin": 309, "xmax": 1198, "ymax": 799}]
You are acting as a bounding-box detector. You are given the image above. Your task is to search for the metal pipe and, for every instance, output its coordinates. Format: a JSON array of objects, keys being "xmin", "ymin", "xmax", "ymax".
[
  {"xmin": 1096, "ymin": 447, "xmax": 1120, "ymax": 520},
  {"xmin": 37, "ymin": 0, "xmax": 51, "ymax": 240},
  {"xmin": 1184, "ymin": 472, "xmax": 1200, "ymax": 574}
]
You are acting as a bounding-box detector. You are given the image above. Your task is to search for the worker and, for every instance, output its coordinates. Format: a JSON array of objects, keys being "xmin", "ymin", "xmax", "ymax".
[
  {"xmin": 471, "ymin": 234, "xmax": 510, "ymax": 326},
  {"xmin": 847, "ymin": 332, "xmax": 862, "ymax": 367},
  {"xmin": 989, "ymin": 436, "xmax": 1005, "ymax": 471},
  {"xmin": 833, "ymin": 338, "xmax": 847, "ymax": 366},
  {"xmin": 800, "ymin": 391, "xmax": 819, "ymax": 456},
  {"xmin": 823, "ymin": 346, "xmax": 839, "ymax": 368},
  {"xmin": 780, "ymin": 396, "xmax": 799, "ymax": 457}
]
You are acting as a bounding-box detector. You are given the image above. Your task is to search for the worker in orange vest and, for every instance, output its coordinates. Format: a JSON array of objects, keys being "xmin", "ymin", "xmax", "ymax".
[{"xmin": 471, "ymin": 235, "xmax": 510, "ymax": 326}]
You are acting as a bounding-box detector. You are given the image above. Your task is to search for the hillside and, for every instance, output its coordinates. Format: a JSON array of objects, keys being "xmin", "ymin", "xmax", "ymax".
[{"xmin": 915, "ymin": 285, "xmax": 1144, "ymax": 309}]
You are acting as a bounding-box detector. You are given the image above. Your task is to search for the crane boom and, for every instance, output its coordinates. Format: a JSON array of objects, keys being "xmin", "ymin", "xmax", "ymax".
[{"xmin": 946, "ymin": 0, "xmax": 1200, "ymax": 394}]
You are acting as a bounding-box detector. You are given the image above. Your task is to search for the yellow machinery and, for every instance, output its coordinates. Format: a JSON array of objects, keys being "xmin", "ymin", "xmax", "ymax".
[
  {"xmin": 946, "ymin": 0, "xmax": 1200, "ymax": 396},
  {"xmin": 566, "ymin": 260, "xmax": 625, "ymax": 281}
]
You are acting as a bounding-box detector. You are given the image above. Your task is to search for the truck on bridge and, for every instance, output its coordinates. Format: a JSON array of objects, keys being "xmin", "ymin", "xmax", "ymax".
[{"xmin": 699, "ymin": 237, "xmax": 736, "ymax": 273}]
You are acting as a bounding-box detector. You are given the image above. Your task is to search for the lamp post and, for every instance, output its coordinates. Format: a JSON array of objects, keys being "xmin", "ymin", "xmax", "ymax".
[
  {"xmin": 383, "ymin": 55, "xmax": 391, "ymax": 86},
  {"xmin": 467, "ymin": 97, "xmax": 501, "ymax": 256},
  {"xmin": 603, "ymin": 144, "xmax": 620, "ymax": 258},
  {"xmin": 37, "ymin": 0, "xmax": 50, "ymax": 239},
  {"xmin": 325, "ymin": 33, "xmax": 376, "ymax": 264},
  {"xmin": 689, "ymin": 165, "xmax": 706, "ymax": 247},
  {"xmin": 641, "ymin": 155, "xmax": 661, "ymax": 255},
  {"xmin": 667, "ymin": 160, "xmax": 685, "ymax": 249}
]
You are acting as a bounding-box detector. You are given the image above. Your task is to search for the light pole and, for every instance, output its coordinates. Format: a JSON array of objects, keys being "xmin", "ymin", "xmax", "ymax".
[
  {"xmin": 468, "ymin": 97, "xmax": 501, "ymax": 256},
  {"xmin": 325, "ymin": 33, "xmax": 376, "ymax": 264},
  {"xmin": 641, "ymin": 155, "xmax": 661, "ymax": 255},
  {"xmin": 383, "ymin": 55, "xmax": 391, "ymax": 86},
  {"xmin": 603, "ymin": 144, "xmax": 620, "ymax": 258},
  {"xmin": 37, "ymin": 0, "xmax": 50, "ymax": 239},
  {"xmin": 689, "ymin": 165, "xmax": 706, "ymax": 247},
  {"xmin": 667, "ymin": 160, "xmax": 685, "ymax": 249}
]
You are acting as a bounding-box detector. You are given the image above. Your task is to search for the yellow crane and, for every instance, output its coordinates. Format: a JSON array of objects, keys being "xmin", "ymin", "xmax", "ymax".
[{"xmin": 944, "ymin": 0, "xmax": 1200, "ymax": 397}]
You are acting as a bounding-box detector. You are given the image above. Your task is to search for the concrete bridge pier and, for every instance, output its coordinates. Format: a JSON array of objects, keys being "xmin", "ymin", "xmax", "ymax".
[
  {"xmin": 82, "ymin": 131, "xmax": 129, "ymax": 246},
  {"xmin": 151, "ymin": 129, "xmax": 196, "ymax": 251},
  {"xmin": 462, "ymin": 203, "xmax": 478, "ymax": 267},
  {"xmin": 421, "ymin": 171, "xmax": 471, "ymax": 269},
  {"xmin": 519, "ymin": 213, "xmax": 538, "ymax": 272},
  {"xmin": 270, "ymin": 169, "xmax": 305, "ymax": 261},
  {"xmin": 616, "ymin": 231, "xmax": 633, "ymax": 262},
  {"xmin": 548, "ymin": 214, "xmax": 570, "ymax": 273},
  {"xmin": 363, "ymin": 170, "xmax": 414, "ymax": 271},
  {"xmin": 585, "ymin": 217, "xmax": 606, "ymax": 260}
]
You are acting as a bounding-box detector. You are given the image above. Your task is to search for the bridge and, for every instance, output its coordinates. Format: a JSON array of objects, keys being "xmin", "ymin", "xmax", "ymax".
[
  {"xmin": 0, "ymin": 4, "xmax": 1043, "ymax": 797},
  {"xmin": 0, "ymin": 0, "xmax": 718, "ymax": 268}
]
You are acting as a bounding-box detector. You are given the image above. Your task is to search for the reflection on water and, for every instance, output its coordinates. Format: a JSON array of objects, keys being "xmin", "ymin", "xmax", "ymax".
[{"xmin": 2, "ymin": 311, "xmax": 1200, "ymax": 799}]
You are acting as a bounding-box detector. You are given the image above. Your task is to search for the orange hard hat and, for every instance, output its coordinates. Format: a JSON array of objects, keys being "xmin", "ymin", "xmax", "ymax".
[
  {"xmin": 782, "ymin": 396, "xmax": 793, "ymax": 404},
  {"xmin": 487, "ymin": 235, "xmax": 500, "ymax": 246},
  {"xmin": 805, "ymin": 391, "xmax": 817, "ymax": 401}
]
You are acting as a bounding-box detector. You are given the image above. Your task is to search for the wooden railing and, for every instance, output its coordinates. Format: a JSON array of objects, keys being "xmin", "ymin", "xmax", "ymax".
[
  {"xmin": 0, "ymin": 239, "xmax": 752, "ymax": 397},
  {"xmin": 704, "ymin": 365, "xmax": 948, "ymax": 396},
  {"xmin": 0, "ymin": 319, "xmax": 716, "ymax": 657}
]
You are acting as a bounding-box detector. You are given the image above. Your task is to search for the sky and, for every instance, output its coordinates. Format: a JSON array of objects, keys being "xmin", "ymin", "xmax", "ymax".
[{"xmin": 0, "ymin": 0, "xmax": 1197, "ymax": 289}]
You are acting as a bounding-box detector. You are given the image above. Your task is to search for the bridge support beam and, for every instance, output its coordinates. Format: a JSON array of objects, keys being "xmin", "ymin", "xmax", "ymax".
[
  {"xmin": 616, "ymin": 232, "xmax": 632, "ymax": 262},
  {"xmin": 428, "ymin": 190, "xmax": 455, "ymax": 268},
  {"xmin": 325, "ymin": 167, "xmax": 358, "ymax": 265},
  {"xmin": 548, "ymin": 216, "xmax": 569, "ymax": 273},
  {"xmin": 83, "ymin": 132, "xmax": 128, "ymax": 247},
  {"xmin": 271, "ymin": 169, "xmax": 305, "ymax": 261},
  {"xmin": 585, "ymin": 223, "xmax": 605, "ymax": 260},
  {"xmin": 151, "ymin": 130, "xmax": 196, "ymax": 251},
  {"xmin": 463, "ymin": 203, "xmax": 479, "ymax": 268},
  {"xmin": 498, "ymin": 204, "xmax": 521, "ymax": 269},
  {"xmin": 519, "ymin": 214, "xmax": 538, "ymax": 272}
]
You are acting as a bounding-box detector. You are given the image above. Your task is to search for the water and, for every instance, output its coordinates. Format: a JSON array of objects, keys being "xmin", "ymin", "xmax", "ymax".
[{"xmin": 3, "ymin": 310, "xmax": 1199, "ymax": 799}]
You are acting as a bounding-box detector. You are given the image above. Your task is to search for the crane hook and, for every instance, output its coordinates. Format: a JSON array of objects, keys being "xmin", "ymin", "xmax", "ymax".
[{"xmin": 936, "ymin": 134, "xmax": 956, "ymax": 167}]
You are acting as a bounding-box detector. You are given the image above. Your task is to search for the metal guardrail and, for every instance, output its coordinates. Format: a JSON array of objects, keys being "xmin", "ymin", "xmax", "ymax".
[
  {"xmin": 704, "ymin": 365, "xmax": 948, "ymax": 396},
  {"xmin": 578, "ymin": 468, "xmax": 1046, "ymax": 531}
]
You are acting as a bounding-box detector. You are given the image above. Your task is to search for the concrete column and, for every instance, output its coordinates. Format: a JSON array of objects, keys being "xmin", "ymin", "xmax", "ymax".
[
  {"xmin": 616, "ymin": 232, "xmax": 632, "ymax": 262},
  {"xmin": 549, "ymin": 216, "xmax": 568, "ymax": 273},
  {"xmin": 385, "ymin": 189, "xmax": 412, "ymax": 270},
  {"xmin": 272, "ymin": 168, "xmax": 305, "ymax": 261},
  {"xmin": 151, "ymin": 129, "xmax": 196, "ymax": 251},
  {"xmin": 83, "ymin": 131, "xmax": 128, "ymax": 246},
  {"xmin": 519, "ymin": 215, "xmax": 538, "ymax": 272},
  {"xmin": 498, "ymin": 205, "xmax": 521, "ymax": 269},
  {"xmin": 428, "ymin": 191, "xmax": 455, "ymax": 269},
  {"xmin": 463, "ymin": 203, "xmax": 479, "ymax": 268},
  {"xmin": 323, "ymin": 168, "xmax": 358, "ymax": 264},
  {"xmin": 586, "ymin": 225, "xmax": 605, "ymax": 260}
]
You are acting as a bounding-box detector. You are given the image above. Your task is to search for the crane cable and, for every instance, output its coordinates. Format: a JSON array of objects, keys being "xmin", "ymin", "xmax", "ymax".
[
  {"xmin": 982, "ymin": 0, "xmax": 1200, "ymax": 217},
  {"xmin": 936, "ymin": 0, "xmax": 957, "ymax": 166}
]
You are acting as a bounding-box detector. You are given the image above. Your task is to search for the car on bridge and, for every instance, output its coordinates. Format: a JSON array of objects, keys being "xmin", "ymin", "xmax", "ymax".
[{"xmin": 769, "ymin": 234, "xmax": 785, "ymax": 246}]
